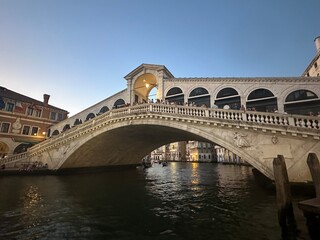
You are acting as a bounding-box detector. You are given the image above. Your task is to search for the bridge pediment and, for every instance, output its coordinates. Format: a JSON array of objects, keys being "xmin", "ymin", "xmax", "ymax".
[{"xmin": 124, "ymin": 64, "xmax": 174, "ymax": 81}]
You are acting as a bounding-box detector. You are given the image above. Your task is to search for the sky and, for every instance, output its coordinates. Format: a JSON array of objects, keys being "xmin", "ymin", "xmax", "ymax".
[{"xmin": 0, "ymin": 0, "xmax": 319, "ymax": 116}]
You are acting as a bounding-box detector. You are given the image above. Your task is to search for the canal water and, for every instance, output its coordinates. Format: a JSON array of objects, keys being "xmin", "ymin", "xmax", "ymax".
[{"xmin": 0, "ymin": 162, "xmax": 310, "ymax": 240}]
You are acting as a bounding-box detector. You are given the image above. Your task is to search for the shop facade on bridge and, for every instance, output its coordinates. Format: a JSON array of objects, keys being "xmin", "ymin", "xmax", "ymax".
[{"xmin": 49, "ymin": 63, "xmax": 320, "ymax": 136}]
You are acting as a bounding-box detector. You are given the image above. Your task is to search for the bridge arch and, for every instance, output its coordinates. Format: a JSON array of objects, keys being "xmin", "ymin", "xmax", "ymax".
[
  {"xmin": 85, "ymin": 113, "xmax": 96, "ymax": 121},
  {"xmin": 56, "ymin": 118, "xmax": 279, "ymax": 180},
  {"xmin": 52, "ymin": 130, "xmax": 59, "ymax": 136},
  {"xmin": 214, "ymin": 87, "xmax": 240, "ymax": 109},
  {"xmin": 13, "ymin": 143, "xmax": 33, "ymax": 154},
  {"xmin": 188, "ymin": 87, "xmax": 210, "ymax": 107},
  {"xmin": 133, "ymin": 73, "xmax": 157, "ymax": 103},
  {"xmin": 113, "ymin": 99, "xmax": 126, "ymax": 108},
  {"xmin": 74, "ymin": 118, "xmax": 83, "ymax": 126},
  {"xmin": 62, "ymin": 124, "xmax": 71, "ymax": 132},
  {"xmin": 284, "ymin": 89, "xmax": 320, "ymax": 115},
  {"xmin": 98, "ymin": 106, "xmax": 109, "ymax": 115},
  {"xmin": 246, "ymin": 88, "xmax": 277, "ymax": 112},
  {"xmin": 10, "ymin": 103, "xmax": 320, "ymax": 183},
  {"xmin": 165, "ymin": 87, "xmax": 184, "ymax": 104}
]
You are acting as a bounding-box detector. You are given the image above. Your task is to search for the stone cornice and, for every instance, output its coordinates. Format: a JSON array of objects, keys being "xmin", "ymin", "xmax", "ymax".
[{"xmin": 165, "ymin": 76, "xmax": 320, "ymax": 83}]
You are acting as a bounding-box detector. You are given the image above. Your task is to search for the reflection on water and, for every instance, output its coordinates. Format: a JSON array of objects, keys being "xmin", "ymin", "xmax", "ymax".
[{"xmin": 0, "ymin": 163, "xmax": 308, "ymax": 240}]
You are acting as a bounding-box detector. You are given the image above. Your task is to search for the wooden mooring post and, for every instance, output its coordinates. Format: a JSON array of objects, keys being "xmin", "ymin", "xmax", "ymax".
[
  {"xmin": 298, "ymin": 153, "xmax": 320, "ymax": 239},
  {"xmin": 273, "ymin": 155, "xmax": 297, "ymax": 231}
]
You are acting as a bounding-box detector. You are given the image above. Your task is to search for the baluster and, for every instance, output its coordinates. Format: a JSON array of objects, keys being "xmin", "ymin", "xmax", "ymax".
[
  {"xmin": 256, "ymin": 114, "xmax": 261, "ymax": 123},
  {"xmin": 312, "ymin": 120, "xmax": 318, "ymax": 129},
  {"xmin": 223, "ymin": 112, "xmax": 227, "ymax": 119},
  {"xmin": 268, "ymin": 116, "xmax": 274, "ymax": 124},
  {"xmin": 307, "ymin": 120, "xmax": 312, "ymax": 128},
  {"xmin": 247, "ymin": 114, "xmax": 252, "ymax": 122}
]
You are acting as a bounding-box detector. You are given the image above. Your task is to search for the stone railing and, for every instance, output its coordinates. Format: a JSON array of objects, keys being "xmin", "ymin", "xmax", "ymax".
[
  {"xmin": 0, "ymin": 152, "xmax": 28, "ymax": 165},
  {"xmin": 1, "ymin": 103, "xmax": 319, "ymax": 166}
]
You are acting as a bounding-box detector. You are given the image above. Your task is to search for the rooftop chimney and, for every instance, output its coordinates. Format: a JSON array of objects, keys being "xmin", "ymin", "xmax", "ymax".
[
  {"xmin": 315, "ymin": 36, "xmax": 320, "ymax": 52},
  {"xmin": 43, "ymin": 94, "xmax": 50, "ymax": 106}
]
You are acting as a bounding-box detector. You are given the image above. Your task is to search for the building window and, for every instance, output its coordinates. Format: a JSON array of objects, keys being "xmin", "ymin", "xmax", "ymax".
[
  {"xmin": 0, "ymin": 122, "xmax": 10, "ymax": 133},
  {"xmin": 31, "ymin": 127, "xmax": 39, "ymax": 136},
  {"xmin": 27, "ymin": 107, "xmax": 33, "ymax": 116},
  {"xmin": 22, "ymin": 125, "xmax": 30, "ymax": 135},
  {"xmin": 314, "ymin": 62, "xmax": 318, "ymax": 68},
  {"xmin": 34, "ymin": 109, "xmax": 42, "ymax": 117},
  {"xmin": 5, "ymin": 102, "xmax": 14, "ymax": 112},
  {"xmin": 57, "ymin": 113, "xmax": 63, "ymax": 121},
  {"xmin": 50, "ymin": 112, "xmax": 56, "ymax": 120}
]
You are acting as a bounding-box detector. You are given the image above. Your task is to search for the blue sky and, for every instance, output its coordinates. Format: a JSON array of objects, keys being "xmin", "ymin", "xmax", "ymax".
[{"xmin": 0, "ymin": 0, "xmax": 319, "ymax": 116}]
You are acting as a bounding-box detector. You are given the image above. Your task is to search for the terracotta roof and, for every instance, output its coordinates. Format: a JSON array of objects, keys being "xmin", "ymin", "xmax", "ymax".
[{"xmin": 0, "ymin": 86, "xmax": 69, "ymax": 113}]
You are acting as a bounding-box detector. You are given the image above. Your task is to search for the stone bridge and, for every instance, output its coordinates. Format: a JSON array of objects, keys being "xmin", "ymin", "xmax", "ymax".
[{"xmin": 1, "ymin": 103, "xmax": 319, "ymax": 183}]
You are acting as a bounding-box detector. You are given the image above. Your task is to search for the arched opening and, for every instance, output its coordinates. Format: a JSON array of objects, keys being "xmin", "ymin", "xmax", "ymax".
[
  {"xmin": 165, "ymin": 87, "xmax": 184, "ymax": 105},
  {"xmin": 246, "ymin": 88, "xmax": 277, "ymax": 112},
  {"xmin": 62, "ymin": 124, "xmax": 71, "ymax": 132},
  {"xmin": 188, "ymin": 87, "xmax": 210, "ymax": 107},
  {"xmin": 215, "ymin": 88, "xmax": 240, "ymax": 109},
  {"xmin": 13, "ymin": 143, "xmax": 34, "ymax": 154},
  {"xmin": 99, "ymin": 106, "xmax": 109, "ymax": 115},
  {"xmin": 52, "ymin": 130, "xmax": 60, "ymax": 136},
  {"xmin": 0, "ymin": 141, "xmax": 9, "ymax": 158},
  {"xmin": 284, "ymin": 90, "xmax": 320, "ymax": 115},
  {"xmin": 86, "ymin": 113, "xmax": 95, "ymax": 121},
  {"xmin": 113, "ymin": 99, "xmax": 126, "ymax": 109},
  {"xmin": 133, "ymin": 73, "xmax": 157, "ymax": 104},
  {"xmin": 74, "ymin": 119, "xmax": 83, "ymax": 126}
]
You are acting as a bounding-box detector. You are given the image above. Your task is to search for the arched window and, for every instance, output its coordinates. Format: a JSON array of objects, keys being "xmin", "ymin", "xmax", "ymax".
[
  {"xmin": 215, "ymin": 87, "xmax": 240, "ymax": 109},
  {"xmin": 13, "ymin": 143, "xmax": 34, "ymax": 154},
  {"xmin": 74, "ymin": 118, "xmax": 83, "ymax": 126},
  {"xmin": 246, "ymin": 88, "xmax": 277, "ymax": 112},
  {"xmin": 99, "ymin": 106, "xmax": 109, "ymax": 114},
  {"xmin": 284, "ymin": 90, "xmax": 320, "ymax": 115},
  {"xmin": 189, "ymin": 87, "xmax": 209, "ymax": 97},
  {"xmin": 113, "ymin": 99, "xmax": 125, "ymax": 108},
  {"xmin": 188, "ymin": 87, "xmax": 210, "ymax": 107},
  {"xmin": 285, "ymin": 90, "xmax": 317, "ymax": 102},
  {"xmin": 62, "ymin": 124, "xmax": 71, "ymax": 132},
  {"xmin": 165, "ymin": 87, "xmax": 184, "ymax": 104},
  {"xmin": 86, "ymin": 113, "xmax": 95, "ymax": 121},
  {"xmin": 52, "ymin": 130, "xmax": 59, "ymax": 136}
]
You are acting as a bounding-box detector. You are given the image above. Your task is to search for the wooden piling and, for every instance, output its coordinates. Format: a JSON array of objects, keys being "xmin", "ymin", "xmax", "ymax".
[
  {"xmin": 298, "ymin": 153, "xmax": 320, "ymax": 239},
  {"xmin": 273, "ymin": 155, "xmax": 296, "ymax": 229},
  {"xmin": 307, "ymin": 153, "xmax": 320, "ymax": 198}
]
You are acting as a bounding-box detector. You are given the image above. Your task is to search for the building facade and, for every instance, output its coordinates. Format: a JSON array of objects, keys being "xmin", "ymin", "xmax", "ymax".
[
  {"xmin": 187, "ymin": 141, "xmax": 215, "ymax": 162},
  {"xmin": 0, "ymin": 87, "xmax": 69, "ymax": 157},
  {"xmin": 302, "ymin": 36, "xmax": 320, "ymax": 77}
]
